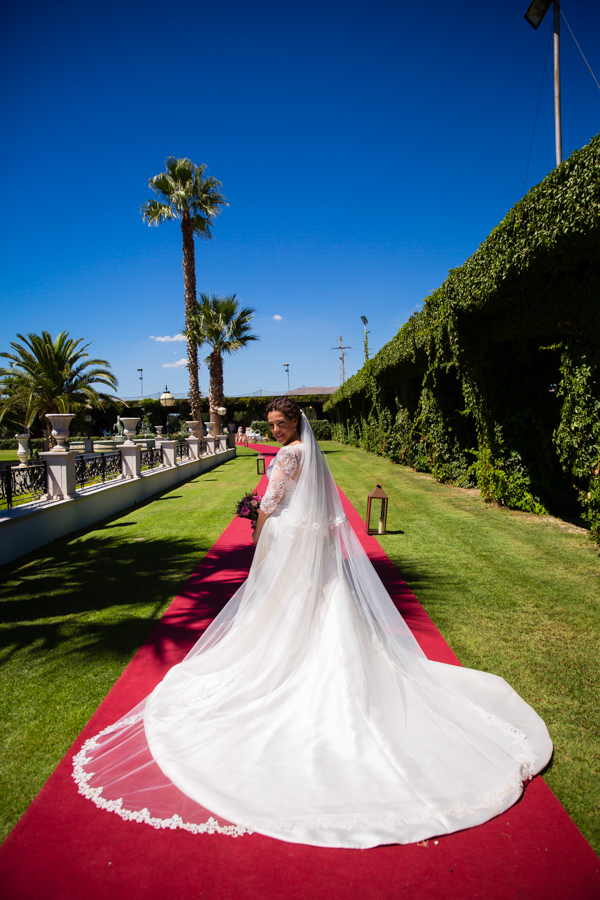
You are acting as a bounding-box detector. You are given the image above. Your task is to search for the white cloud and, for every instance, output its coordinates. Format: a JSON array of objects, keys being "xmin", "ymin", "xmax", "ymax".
[
  {"xmin": 272, "ymin": 314, "xmax": 282, "ymax": 321},
  {"xmin": 163, "ymin": 358, "xmax": 188, "ymax": 368},
  {"xmin": 150, "ymin": 334, "xmax": 187, "ymax": 342}
]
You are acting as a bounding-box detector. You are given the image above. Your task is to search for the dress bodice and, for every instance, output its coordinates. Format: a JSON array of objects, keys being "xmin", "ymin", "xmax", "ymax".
[{"xmin": 260, "ymin": 444, "xmax": 303, "ymax": 515}]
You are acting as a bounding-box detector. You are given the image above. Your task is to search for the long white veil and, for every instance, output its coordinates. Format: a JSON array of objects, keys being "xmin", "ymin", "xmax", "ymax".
[{"xmin": 74, "ymin": 414, "xmax": 550, "ymax": 845}]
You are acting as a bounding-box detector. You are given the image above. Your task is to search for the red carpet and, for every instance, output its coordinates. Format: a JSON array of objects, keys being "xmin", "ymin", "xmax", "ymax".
[{"xmin": 1, "ymin": 445, "xmax": 598, "ymax": 900}]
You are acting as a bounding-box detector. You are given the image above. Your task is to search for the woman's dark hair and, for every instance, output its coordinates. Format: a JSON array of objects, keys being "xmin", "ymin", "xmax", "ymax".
[{"xmin": 265, "ymin": 397, "xmax": 303, "ymax": 430}]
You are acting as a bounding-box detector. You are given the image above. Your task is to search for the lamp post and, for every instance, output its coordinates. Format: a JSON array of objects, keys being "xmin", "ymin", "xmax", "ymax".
[
  {"xmin": 284, "ymin": 364, "xmax": 290, "ymax": 393},
  {"xmin": 137, "ymin": 368, "xmax": 144, "ymax": 401},
  {"xmin": 524, "ymin": 0, "xmax": 562, "ymax": 165},
  {"xmin": 159, "ymin": 386, "xmax": 176, "ymax": 436},
  {"xmin": 83, "ymin": 413, "xmax": 92, "ymax": 439},
  {"xmin": 360, "ymin": 316, "xmax": 369, "ymax": 363}
]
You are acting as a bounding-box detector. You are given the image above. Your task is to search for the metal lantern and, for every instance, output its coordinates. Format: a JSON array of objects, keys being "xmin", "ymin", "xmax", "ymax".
[
  {"xmin": 256, "ymin": 454, "xmax": 266, "ymax": 475},
  {"xmin": 366, "ymin": 483, "xmax": 389, "ymax": 535},
  {"xmin": 217, "ymin": 406, "xmax": 227, "ymax": 417}
]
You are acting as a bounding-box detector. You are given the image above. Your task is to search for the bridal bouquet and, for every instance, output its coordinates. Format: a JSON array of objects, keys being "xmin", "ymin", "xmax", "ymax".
[{"xmin": 236, "ymin": 491, "xmax": 262, "ymax": 530}]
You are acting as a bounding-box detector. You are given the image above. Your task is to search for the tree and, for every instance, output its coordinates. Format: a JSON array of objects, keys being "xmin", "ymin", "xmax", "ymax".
[
  {"xmin": 141, "ymin": 158, "xmax": 227, "ymax": 424},
  {"xmin": 186, "ymin": 294, "xmax": 259, "ymax": 433},
  {"xmin": 0, "ymin": 331, "xmax": 118, "ymax": 447}
]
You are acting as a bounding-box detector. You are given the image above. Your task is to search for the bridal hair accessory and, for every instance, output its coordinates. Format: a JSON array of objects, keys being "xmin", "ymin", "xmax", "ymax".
[{"xmin": 236, "ymin": 491, "xmax": 262, "ymax": 529}]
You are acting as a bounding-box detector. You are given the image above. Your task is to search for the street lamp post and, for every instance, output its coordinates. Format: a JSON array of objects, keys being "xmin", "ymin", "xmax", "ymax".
[
  {"xmin": 524, "ymin": 0, "xmax": 562, "ymax": 165},
  {"xmin": 360, "ymin": 316, "xmax": 369, "ymax": 363},
  {"xmin": 284, "ymin": 363, "xmax": 290, "ymax": 393},
  {"xmin": 137, "ymin": 368, "xmax": 144, "ymax": 401},
  {"xmin": 159, "ymin": 386, "xmax": 176, "ymax": 437}
]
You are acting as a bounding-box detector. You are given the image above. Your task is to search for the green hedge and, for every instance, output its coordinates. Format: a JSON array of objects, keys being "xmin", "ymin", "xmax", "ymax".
[
  {"xmin": 326, "ymin": 133, "xmax": 600, "ymax": 541},
  {"xmin": 251, "ymin": 419, "xmax": 332, "ymax": 440}
]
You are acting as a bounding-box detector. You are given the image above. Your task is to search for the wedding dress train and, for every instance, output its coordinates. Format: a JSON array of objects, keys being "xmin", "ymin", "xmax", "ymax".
[{"xmin": 73, "ymin": 416, "xmax": 552, "ymax": 849}]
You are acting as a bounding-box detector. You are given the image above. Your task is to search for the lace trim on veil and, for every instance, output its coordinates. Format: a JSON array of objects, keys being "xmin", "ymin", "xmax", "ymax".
[{"xmin": 72, "ymin": 691, "xmax": 537, "ymax": 838}]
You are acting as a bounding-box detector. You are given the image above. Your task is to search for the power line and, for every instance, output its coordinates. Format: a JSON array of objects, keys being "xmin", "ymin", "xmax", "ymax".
[
  {"xmin": 561, "ymin": 9, "xmax": 600, "ymax": 92},
  {"xmin": 522, "ymin": 25, "xmax": 553, "ymax": 198}
]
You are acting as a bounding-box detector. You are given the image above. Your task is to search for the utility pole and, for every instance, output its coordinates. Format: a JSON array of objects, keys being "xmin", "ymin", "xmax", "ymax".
[
  {"xmin": 331, "ymin": 335, "xmax": 354, "ymax": 387},
  {"xmin": 525, "ymin": 0, "xmax": 562, "ymax": 165},
  {"xmin": 283, "ymin": 363, "xmax": 290, "ymax": 393},
  {"xmin": 137, "ymin": 368, "xmax": 144, "ymax": 401}
]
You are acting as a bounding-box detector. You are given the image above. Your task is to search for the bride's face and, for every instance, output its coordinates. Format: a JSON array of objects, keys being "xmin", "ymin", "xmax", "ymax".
[{"xmin": 268, "ymin": 410, "xmax": 299, "ymax": 445}]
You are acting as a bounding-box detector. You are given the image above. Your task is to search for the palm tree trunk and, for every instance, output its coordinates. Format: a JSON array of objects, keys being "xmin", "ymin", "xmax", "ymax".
[
  {"xmin": 209, "ymin": 349, "xmax": 224, "ymax": 434},
  {"xmin": 181, "ymin": 213, "xmax": 203, "ymax": 427}
]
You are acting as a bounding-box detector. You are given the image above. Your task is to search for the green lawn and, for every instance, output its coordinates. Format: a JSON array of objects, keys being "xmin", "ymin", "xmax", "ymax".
[
  {"xmin": 1, "ymin": 441, "xmax": 598, "ymax": 856},
  {"xmin": 0, "ymin": 450, "xmax": 19, "ymax": 463}
]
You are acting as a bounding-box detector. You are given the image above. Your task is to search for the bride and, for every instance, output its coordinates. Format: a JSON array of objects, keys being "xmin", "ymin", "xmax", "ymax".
[{"xmin": 73, "ymin": 398, "xmax": 552, "ymax": 849}]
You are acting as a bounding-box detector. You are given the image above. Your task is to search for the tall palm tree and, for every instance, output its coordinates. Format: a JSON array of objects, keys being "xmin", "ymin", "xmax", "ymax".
[
  {"xmin": 141, "ymin": 158, "xmax": 227, "ymax": 424},
  {"xmin": 0, "ymin": 331, "xmax": 118, "ymax": 447},
  {"xmin": 186, "ymin": 294, "xmax": 259, "ymax": 433}
]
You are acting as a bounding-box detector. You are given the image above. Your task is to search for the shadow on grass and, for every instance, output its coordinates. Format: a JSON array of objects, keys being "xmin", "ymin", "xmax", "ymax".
[{"xmin": 0, "ymin": 534, "xmax": 253, "ymax": 665}]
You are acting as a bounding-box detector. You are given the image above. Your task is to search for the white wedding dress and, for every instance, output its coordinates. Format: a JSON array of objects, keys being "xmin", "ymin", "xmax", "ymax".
[{"xmin": 73, "ymin": 415, "xmax": 552, "ymax": 849}]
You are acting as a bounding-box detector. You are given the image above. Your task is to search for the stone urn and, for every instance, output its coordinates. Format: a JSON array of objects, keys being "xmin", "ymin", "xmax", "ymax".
[
  {"xmin": 205, "ymin": 421, "xmax": 216, "ymax": 436},
  {"xmin": 120, "ymin": 418, "xmax": 140, "ymax": 446},
  {"xmin": 15, "ymin": 434, "xmax": 30, "ymax": 467},
  {"xmin": 155, "ymin": 426, "xmax": 164, "ymax": 436},
  {"xmin": 45, "ymin": 413, "xmax": 76, "ymax": 452},
  {"xmin": 187, "ymin": 420, "xmax": 203, "ymax": 439}
]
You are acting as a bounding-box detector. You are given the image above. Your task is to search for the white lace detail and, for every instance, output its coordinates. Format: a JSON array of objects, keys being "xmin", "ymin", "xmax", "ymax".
[
  {"xmin": 280, "ymin": 510, "xmax": 348, "ymax": 531},
  {"xmin": 442, "ymin": 688, "xmax": 538, "ymax": 779},
  {"xmin": 72, "ymin": 707, "xmax": 535, "ymax": 839},
  {"xmin": 259, "ymin": 445, "xmax": 302, "ymax": 514},
  {"xmin": 72, "ymin": 718, "xmax": 253, "ymax": 837},
  {"xmin": 168, "ymin": 660, "xmax": 248, "ymax": 707}
]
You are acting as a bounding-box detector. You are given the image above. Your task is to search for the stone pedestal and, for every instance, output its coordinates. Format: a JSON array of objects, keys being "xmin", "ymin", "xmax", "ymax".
[
  {"xmin": 40, "ymin": 451, "xmax": 77, "ymax": 500},
  {"xmin": 217, "ymin": 433, "xmax": 228, "ymax": 452},
  {"xmin": 186, "ymin": 437, "xmax": 200, "ymax": 460},
  {"xmin": 120, "ymin": 444, "xmax": 141, "ymax": 479},
  {"xmin": 160, "ymin": 440, "xmax": 177, "ymax": 467},
  {"xmin": 204, "ymin": 436, "xmax": 216, "ymax": 456}
]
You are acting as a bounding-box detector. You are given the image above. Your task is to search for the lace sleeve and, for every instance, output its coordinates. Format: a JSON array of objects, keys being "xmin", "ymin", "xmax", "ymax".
[{"xmin": 260, "ymin": 446, "xmax": 301, "ymax": 514}]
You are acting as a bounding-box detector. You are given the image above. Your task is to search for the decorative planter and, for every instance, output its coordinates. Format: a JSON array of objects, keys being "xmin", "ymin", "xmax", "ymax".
[
  {"xmin": 15, "ymin": 434, "xmax": 30, "ymax": 467},
  {"xmin": 155, "ymin": 426, "xmax": 164, "ymax": 436},
  {"xmin": 120, "ymin": 418, "xmax": 140, "ymax": 446},
  {"xmin": 45, "ymin": 414, "xmax": 75, "ymax": 452},
  {"xmin": 187, "ymin": 420, "xmax": 203, "ymax": 439}
]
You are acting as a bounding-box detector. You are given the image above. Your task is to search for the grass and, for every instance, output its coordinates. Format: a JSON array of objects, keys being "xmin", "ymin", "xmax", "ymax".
[{"xmin": 0, "ymin": 441, "xmax": 598, "ymax": 856}]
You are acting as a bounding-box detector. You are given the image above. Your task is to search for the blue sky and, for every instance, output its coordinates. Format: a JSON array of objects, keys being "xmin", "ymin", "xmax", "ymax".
[{"xmin": 1, "ymin": 0, "xmax": 599, "ymax": 399}]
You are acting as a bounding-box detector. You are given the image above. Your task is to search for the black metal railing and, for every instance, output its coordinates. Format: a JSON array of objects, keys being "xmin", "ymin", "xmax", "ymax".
[
  {"xmin": 198, "ymin": 440, "xmax": 207, "ymax": 456},
  {"xmin": 140, "ymin": 447, "xmax": 164, "ymax": 471},
  {"xmin": 75, "ymin": 452, "xmax": 122, "ymax": 489},
  {"xmin": 176, "ymin": 441, "xmax": 189, "ymax": 462},
  {"xmin": 0, "ymin": 461, "xmax": 47, "ymax": 510}
]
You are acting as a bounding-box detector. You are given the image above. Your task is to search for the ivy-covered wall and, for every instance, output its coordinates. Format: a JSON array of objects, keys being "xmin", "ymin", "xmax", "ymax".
[{"xmin": 325, "ymin": 133, "xmax": 600, "ymax": 541}]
